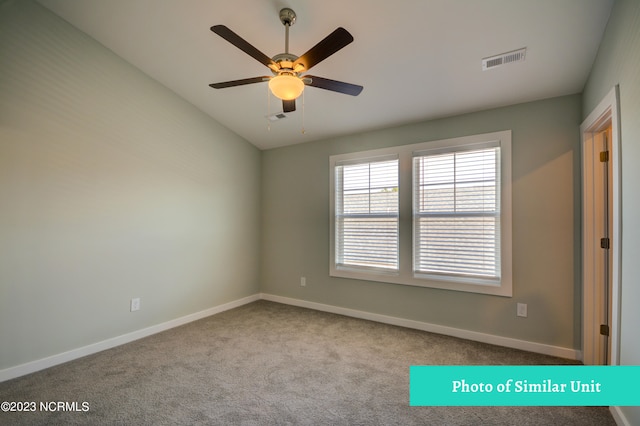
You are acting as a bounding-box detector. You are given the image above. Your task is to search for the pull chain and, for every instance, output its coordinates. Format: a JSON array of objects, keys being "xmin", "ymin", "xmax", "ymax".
[
  {"xmin": 301, "ymin": 90, "xmax": 306, "ymax": 134},
  {"xmin": 267, "ymin": 84, "xmax": 271, "ymax": 131}
]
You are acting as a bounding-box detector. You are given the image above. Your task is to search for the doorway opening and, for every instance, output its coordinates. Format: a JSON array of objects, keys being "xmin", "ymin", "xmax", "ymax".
[{"xmin": 580, "ymin": 86, "xmax": 621, "ymax": 366}]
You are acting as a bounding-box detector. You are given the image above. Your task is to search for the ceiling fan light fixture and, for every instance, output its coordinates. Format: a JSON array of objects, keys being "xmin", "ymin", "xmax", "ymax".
[{"xmin": 269, "ymin": 74, "xmax": 305, "ymax": 100}]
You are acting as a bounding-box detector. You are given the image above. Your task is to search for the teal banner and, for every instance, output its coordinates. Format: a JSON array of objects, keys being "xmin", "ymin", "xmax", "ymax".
[{"xmin": 410, "ymin": 366, "xmax": 640, "ymax": 406}]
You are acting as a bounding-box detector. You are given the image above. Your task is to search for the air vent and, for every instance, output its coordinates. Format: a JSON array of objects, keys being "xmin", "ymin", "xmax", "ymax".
[
  {"xmin": 265, "ymin": 112, "xmax": 288, "ymax": 122},
  {"xmin": 482, "ymin": 47, "xmax": 526, "ymax": 71}
]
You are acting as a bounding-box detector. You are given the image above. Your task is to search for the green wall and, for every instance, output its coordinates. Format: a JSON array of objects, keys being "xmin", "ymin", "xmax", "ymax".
[
  {"xmin": 262, "ymin": 94, "xmax": 582, "ymax": 351},
  {"xmin": 582, "ymin": 0, "xmax": 640, "ymax": 423},
  {"xmin": 0, "ymin": 1, "xmax": 261, "ymax": 370}
]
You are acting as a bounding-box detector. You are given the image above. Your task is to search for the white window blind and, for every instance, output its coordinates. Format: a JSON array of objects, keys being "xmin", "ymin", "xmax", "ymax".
[
  {"xmin": 413, "ymin": 145, "xmax": 501, "ymax": 281},
  {"xmin": 335, "ymin": 157, "xmax": 399, "ymax": 271}
]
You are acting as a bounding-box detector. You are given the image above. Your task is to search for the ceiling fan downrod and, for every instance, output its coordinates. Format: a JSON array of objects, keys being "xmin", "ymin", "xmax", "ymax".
[{"xmin": 279, "ymin": 8, "xmax": 296, "ymax": 54}]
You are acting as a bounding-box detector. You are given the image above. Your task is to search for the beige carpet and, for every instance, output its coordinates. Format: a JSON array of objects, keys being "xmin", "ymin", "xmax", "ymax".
[{"xmin": 0, "ymin": 300, "xmax": 615, "ymax": 425}]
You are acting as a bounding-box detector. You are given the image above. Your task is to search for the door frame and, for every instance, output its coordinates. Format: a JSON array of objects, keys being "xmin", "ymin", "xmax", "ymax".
[{"xmin": 580, "ymin": 86, "xmax": 621, "ymax": 365}]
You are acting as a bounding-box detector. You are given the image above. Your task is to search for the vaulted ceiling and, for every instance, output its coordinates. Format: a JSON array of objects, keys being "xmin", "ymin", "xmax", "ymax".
[{"xmin": 38, "ymin": 0, "xmax": 614, "ymax": 149}]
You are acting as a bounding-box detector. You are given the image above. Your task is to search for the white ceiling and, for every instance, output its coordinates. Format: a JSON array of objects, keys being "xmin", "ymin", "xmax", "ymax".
[{"xmin": 37, "ymin": 0, "xmax": 614, "ymax": 150}]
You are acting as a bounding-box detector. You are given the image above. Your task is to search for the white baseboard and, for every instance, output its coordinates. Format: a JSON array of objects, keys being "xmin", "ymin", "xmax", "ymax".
[
  {"xmin": 610, "ymin": 406, "xmax": 632, "ymax": 426},
  {"xmin": 0, "ymin": 293, "xmax": 260, "ymax": 383},
  {"xmin": 260, "ymin": 293, "xmax": 581, "ymax": 360},
  {"xmin": 1, "ymin": 292, "xmax": 582, "ymax": 383}
]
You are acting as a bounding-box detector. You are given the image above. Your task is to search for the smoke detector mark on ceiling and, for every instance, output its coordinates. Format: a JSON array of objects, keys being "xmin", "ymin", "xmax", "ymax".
[{"xmin": 482, "ymin": 47, "xmax": 527, "ymax": 70}]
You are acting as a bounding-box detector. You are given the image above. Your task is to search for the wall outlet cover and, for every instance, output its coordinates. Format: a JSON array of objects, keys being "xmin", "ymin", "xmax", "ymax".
[
  {"xmin": 130, "ymin": 298, "xmax": 141, "ymax": 312},
  {"xmin": 517, "ymin": 303, "xmax": 527, "ymax": 317}
]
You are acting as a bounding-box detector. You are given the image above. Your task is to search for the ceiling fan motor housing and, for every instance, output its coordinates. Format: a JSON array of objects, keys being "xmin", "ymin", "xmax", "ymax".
[{"xmin": 271, "ymin": 53, "xmax": 302, "ymax": 76}]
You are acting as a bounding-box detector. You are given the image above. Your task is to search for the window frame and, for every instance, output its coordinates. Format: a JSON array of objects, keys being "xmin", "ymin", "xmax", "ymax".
[{"xmin": 329, "ymin": 131, "xmax": 512, "ymax": 297}]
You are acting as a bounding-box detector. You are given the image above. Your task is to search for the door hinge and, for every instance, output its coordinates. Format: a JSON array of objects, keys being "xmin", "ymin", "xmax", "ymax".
[
  {"xmin": 600, "ymin": 237, "xmax": 610, "ymax": 249},
  {"xmin": 600, "ymin": 151, "xmax": 609, "ymax": 162},
  {"xmin": 600, "ymin": 324, "xmax": 610, "ymax": 336}
]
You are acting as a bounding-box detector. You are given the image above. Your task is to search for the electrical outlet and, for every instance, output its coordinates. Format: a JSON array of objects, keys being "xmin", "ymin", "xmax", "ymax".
[
  {"xmin": 300, "ymin": 276, "xmax": 306, "ymax": 287},
  {"xmin": 517, "ymin": 303, "xmax": 527, "ymax": 318},
  {"xmin": 130, "ymin": 298, "xmax": 141, "ymax": 312}
]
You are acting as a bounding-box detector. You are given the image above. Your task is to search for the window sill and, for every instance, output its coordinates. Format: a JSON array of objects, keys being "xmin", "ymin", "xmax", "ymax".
[{"xmin": 330, "ymin": 266, "xmax": 512, "ymax": 297}]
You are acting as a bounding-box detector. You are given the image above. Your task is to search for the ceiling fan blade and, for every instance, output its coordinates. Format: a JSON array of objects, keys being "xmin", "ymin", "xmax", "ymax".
[
  {"xmin": 283, "ymin": 99, "xmax": 296, "ymax": 113},
  {"xmin": 294, "ymin": 27, "xmax": 354, "ymax": 72},
  {"xmin": 211, "ymin": 25, "xmax": 277, "ymax": 69},
  {"xmin": 304, "ymin": 75, "xmax": 363, "ymax": 96},
  {"xmin": 209, "ymin": 76, "xmax": 270, "ymax": 89}
]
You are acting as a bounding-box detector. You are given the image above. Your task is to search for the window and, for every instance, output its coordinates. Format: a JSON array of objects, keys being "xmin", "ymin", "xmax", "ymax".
[
  {"xmin": 413, "ymin": 143, "xmax": 501, "ymax": 285},
  {"xmin": 330, "ymin": 131, "xmax": 512, "ymax": 296},
  {"xmin": 334, "ymin": 157, "xmax": 399, "ymax": 272}
]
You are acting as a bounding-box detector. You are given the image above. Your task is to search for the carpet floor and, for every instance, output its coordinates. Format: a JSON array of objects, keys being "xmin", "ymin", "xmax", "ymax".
[{"xmin": 0, "ymin": 300, "xmax": 616, "ymax": 425}]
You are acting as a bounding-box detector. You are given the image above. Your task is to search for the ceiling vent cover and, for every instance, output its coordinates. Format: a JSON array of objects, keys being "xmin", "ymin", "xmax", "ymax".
[
  {"xmin": 482, "ymin": 47, "xmax": 526, "ymax": 70},
  {"xmin": 266, "ymin": 112, "xmax": 288, "ymax": 122}
]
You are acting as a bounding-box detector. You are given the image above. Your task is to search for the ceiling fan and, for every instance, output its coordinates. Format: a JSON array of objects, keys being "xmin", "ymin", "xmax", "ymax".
[{"xmin": 209, "ymin": 8, "xmax": 363, "ymax": 113}]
